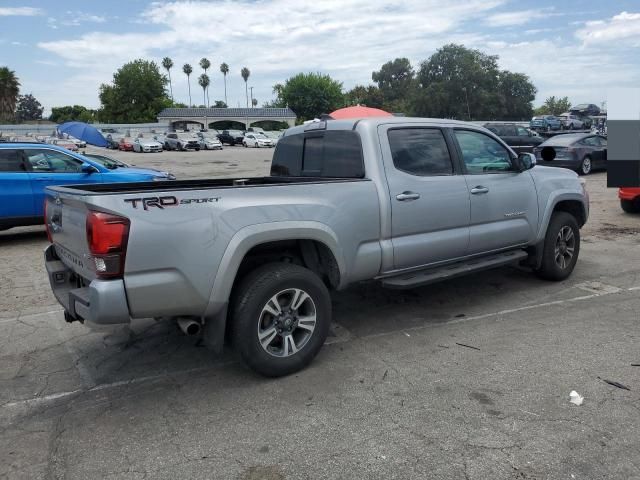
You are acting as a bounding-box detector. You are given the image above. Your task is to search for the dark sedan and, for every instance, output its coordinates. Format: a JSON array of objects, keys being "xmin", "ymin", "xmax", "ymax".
[{"xmin": 533, "ymin": 133, "xmax": 607, "ymax": 175}]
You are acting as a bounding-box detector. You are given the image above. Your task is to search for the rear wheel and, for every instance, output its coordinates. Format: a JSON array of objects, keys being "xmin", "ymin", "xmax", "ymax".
[
  {"xmin": 578, "ymin": 156, "xmax": 592, "ymax": 175},
  {"xmin": 231, "ymin": 263, "xmax": 331, "ymax": 377},
  {"xmin": 535, "ymin": 212, "xmax": 580, "ymax": 281},
  {"xmin": 621, "ymin": 199, "xmax": 640, "ymax": 214}
]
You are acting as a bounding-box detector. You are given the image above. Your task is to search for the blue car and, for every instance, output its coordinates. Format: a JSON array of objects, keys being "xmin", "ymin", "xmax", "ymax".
[
  {"xmin": 529, "ymin": 115, "xmax": 562, "ymax": 132},
  {"xmin": 0, "ymin": 143, "xmax": 175, "ymax": 230}
]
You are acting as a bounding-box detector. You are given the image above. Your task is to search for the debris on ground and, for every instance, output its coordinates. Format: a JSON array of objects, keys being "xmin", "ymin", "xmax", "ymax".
[
  {"xmin": 455, "ymin": 342, "xmax": 481, "ymax": 351},
  {"xmin": 598, "ymin": 377, "xmax": 631, "ymax": 391},
  {"xmin": 569, "ymin": 391, "xmax": 584, "ymax": 406}
]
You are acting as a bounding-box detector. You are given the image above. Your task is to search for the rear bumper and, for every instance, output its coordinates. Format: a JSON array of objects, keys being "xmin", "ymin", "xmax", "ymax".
[
  {"xmin": 45, "ymin": 245, "xmax": 130, "ymax": 326},
  {"xmin": 619, "ymin": 188, "xmax": 640, "ymax": 201},
  {"xmin": 536, "ymin": 159, "xmax": 580, "ymax": 170}
]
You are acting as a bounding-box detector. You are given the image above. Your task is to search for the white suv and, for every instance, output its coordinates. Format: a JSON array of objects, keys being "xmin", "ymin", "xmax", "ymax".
[{"xmin": 557, "ymin": 113, "xmax": 584, "ymax": 130}]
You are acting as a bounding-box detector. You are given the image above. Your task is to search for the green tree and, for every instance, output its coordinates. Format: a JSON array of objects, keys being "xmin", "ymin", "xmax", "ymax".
[
  {"xmin": 497, "ymin": 71, "xmax": 536, "ymax": 120},
  {"xmin": 99, "ymin": 59, "xmax": 170, "ymax": 123},
  {"xmin": 252, "ymin": 98, "xmax": 258, "ymax": 107},
  {"xmin": 372, "ymin": 58, "xmax": 415, "ymax": 111},
  {"xmin": 183, "ymin": 63, "xmax": 193, "ymax": 106},
  {"xmin": 533, "ymin": 96, "xmax": 571, "ymax": 116},
  {"xmin": 162, "ymin": 57, "xmax": 174, "ymax": 101},
  {"xmin": 15, "ymin": 94, "xmax": 43, "ymax": 122},
  {"xmin": 49, "ymin": 105, "xmax": 92, "ymax": 123},
  {"xmin": 345, "ymin": 85, "xmax": 385, "ymax": 109},
  {"xmin": 199, "ymin": 58, "xmax": 211, "ymax": 106},
  {"xmin": 241, "ymin": 67, "xmax": 250, "ymax": 108},
  {"xmin": 412, "ymin": 44, "xmax": 534, "ymax": 120},
  {"xmin": 273, "ymin": 72, "xmax": 344, "ymax": 121},
  {"xmin": 0, "ymin": 67, "xmax": 20, "ymax": 122},
  {"xmin": 213, "ymin": 100, "xmax": 227, "ymax": 108},
  {"xmin": 220, "ymin": 63, "xmax": 229, "ymax": 105},
  {"xmin": 198, "ymin": 74, "xmax": 210, "ymax": 107}
]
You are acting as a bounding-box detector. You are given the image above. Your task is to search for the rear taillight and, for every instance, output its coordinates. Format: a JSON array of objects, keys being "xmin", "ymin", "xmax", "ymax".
[
  {"xmin": 86, "ymin": 211, "xmax": 130, "ymax": 279},
  {"xmin": 44, "ymin": 200, "xmax": 52, "ymax": 243}
]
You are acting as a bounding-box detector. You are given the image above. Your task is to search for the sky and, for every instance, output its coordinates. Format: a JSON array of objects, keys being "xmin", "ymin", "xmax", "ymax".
[{"xmin": 1, "ymin": 0, "xmax": 640, "ymax": 116}]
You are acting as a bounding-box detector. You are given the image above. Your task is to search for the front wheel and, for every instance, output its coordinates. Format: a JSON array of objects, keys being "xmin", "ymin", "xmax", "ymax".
[
  {"xmin": 621, "ymin": 199, "xmax": 640, "ymax": 214},
  {"xmin": 231, "ymin": 263, "xmax": 331, "ymax": 377},
  {"xmin": 535, "ymin": 212, "xmax": 580, "ymax": 281}
]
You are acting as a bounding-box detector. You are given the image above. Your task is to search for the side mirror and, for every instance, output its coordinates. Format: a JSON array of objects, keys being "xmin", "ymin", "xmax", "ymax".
[
  {"xmin": 517, "ymin": 152, "xmax": 536, "ymax": 171},
  {"xmin": 81, "ymin": 163, "xmax": 99, "ymax": 174}
]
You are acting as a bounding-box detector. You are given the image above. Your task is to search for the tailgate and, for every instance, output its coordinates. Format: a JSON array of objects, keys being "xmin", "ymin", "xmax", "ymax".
[{"xmin": 45, "ymin": 189, "xmax": 97, "ymax": 281}]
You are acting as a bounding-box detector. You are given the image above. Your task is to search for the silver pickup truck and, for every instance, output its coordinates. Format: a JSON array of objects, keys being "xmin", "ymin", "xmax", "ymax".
[{"xmin": 44, "ymin": 117, "xmax": 589, "ymax": 376}]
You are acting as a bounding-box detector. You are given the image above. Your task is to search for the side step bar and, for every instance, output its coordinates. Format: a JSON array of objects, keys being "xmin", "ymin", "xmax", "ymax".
[{"xmin": 381, "ymin": 250, "xmax": 529, "ymax": 289}]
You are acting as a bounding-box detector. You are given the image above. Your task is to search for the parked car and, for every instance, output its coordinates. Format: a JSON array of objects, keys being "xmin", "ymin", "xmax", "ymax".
[
  {"xmin": 529, "ymin": 116, "xmax": 562, "ymax": 132},
  {"xmin": 483, "ymin": 123, "xmax": 543, "ymax": 153},
  {"xmin": 133, "ymin": 137, "xmax": 163, "ymax": 153},
  {"xmin": 264, "ymin": 131, "xmax": 283, "ymax": 145},
  {"xmin": 164, "ymin": 132, "xmax": 201, "ymax": 151},
  {"xmin": 42, "ymin": 117, "xmax": 588, "ymax": 377},
  {"xmin": 118, "ymin": 138, "xmax": 134, "ymax": 151},
  {"xmin": 619, "ymin": 188, "xmax": 640, "ymax": 213},
  {"xmin": 46, "ymin": 138, "xmax": 79, "ymax": 152},
  {"xmin": 63, "ymin": 135, "xmax": 87, "ymax": 149},
  {"xmin": 243, "ymin": 132, "xmax": 275, "ymax": 148},
  {"xmin": 82, "ymin": 152, "xmax": 176, "ymax": 179},
  {"xmin": 104, "ymin": 134, "xmax": 121, "ymax": 150},
  {"xmin": 533, "ymin": 133, "xmax": 607, "ymax": 175},
  {"xmin": 557, "ymin": 113, "xmax": 585, "ymax": 130},
  {"xmin": 217, "ymin": 130, "xmax": 245, "ymax": 146},
  {"xmin": 570, "ymin": 104, "xmax": 601, "ymax": 117},
  {"xmin": 246, "ymin": 127, "xmax": 265, "ymax": 134},
  {"xmin": 196, "ymin": 132, "xmax": 223, "ymax": 150},
  {"xmin": 0, "ymin": 143, "xmax": 175, "ymax": 230}
]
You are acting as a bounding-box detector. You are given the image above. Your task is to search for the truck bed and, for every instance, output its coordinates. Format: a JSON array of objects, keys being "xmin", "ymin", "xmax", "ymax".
[{"xmin": 50, "ymin": 176, "xmax": 367, "ymax": 195}]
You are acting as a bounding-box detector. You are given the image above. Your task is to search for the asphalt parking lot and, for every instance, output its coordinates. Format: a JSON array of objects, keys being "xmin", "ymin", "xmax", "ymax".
[{"xmin": 1, "ymin": 146, "xmax": 639, "ymax": 479}]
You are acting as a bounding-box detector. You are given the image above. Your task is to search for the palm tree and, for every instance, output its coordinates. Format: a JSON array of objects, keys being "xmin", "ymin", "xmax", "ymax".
[
  {"xmin": 199, "ymin": 58, "xmax": 211, "ymax": 107},
  {"xmin": 183, "ymin": 63, "xmax": 193, "ymax": 106},
  {"xmin": 220, "ymin": 63, "xmax": 229, "ymax": 106},
  {"xmin": 162, "ymin": 57, "xmax": 174, "ymax": 101},
  {"xmin": 241, "ymin": 67, "xmax": 250, "ymax": 108},
  {"xmin": 198, "ymin": 74, "xmax": 210, "ymax": 107},
  {"xmin": 0, "ymin": 67, "xmax": 20, "ymax": 123}
]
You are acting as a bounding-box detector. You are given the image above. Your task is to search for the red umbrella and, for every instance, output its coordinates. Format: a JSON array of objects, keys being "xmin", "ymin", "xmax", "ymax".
[{"xmin": 329, "ymin": 105, "xmax": 392, "ymax": 119}]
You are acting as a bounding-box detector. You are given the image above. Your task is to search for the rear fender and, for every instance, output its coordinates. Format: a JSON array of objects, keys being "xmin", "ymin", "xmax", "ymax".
[{"xmin": 203, "ymin": 221, "xmax": 345, "ymax": 319}]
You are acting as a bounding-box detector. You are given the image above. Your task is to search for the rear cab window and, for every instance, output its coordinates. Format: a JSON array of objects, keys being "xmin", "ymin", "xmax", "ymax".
[{"xmin": 271, "ymin": 130, "xmax": 364, "ymax": 178}]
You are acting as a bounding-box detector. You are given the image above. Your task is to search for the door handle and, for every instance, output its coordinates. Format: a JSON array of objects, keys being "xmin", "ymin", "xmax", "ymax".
[
  {"xmin": 470, "ymin": 186, "xmax": 489, "ymax": 195},
  {"xmin": 396, "ymin": 191, "xmax": 421, "ymax": 201}
]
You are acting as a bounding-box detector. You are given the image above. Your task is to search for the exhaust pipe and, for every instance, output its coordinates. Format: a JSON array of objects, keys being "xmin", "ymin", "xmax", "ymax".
[{"xmin": 177, "ymin": 318, "xmax": 201, "ymax": 336}]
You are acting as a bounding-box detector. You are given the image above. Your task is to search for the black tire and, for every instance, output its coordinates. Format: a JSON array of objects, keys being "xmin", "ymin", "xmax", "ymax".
[
  {"xmin": 578, "ymin": 156, "xmax": 592, "ymax": 175},
  {"xmin": 621, "ymin": 199, "xmax": 640, "ymax": 214},
  {"xmin": 231, "ymin": 263, "xmax": 331, "ymax": 377},
  {"xmin": 535, "ymin": 212, "xmax": 580, "ymax": 281}
]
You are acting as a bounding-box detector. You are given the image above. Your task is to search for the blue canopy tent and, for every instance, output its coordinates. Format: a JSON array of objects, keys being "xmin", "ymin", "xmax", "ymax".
[{"xmin": 57, "ymin": 122, "xmax": 108, "ymax": 147}]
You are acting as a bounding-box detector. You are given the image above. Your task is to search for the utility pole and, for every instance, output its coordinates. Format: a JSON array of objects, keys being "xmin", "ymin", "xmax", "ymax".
[
  {"xmin": 462, "ymin": 87, "xmax": 471, "ymax": 121},
  {"xmin": 250, "ymin": 87, "xmax": 254, "ymax": 108}
]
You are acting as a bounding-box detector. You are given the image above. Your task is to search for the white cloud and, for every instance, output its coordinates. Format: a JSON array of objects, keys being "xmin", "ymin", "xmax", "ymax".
[
  {"xmin": 484, "ymin": 9, "xmax": 553, "ymax": 27},
  {"xmin": 37, "ymin": 0, "xmax": 506, "ymax": 107},
  {"xmin": 576, "ymin": 11, "xmax": 640, "ymax": 46},
  {"xmin": 0, "ymin": 6, "xmax": 43, "ymax": 16}
]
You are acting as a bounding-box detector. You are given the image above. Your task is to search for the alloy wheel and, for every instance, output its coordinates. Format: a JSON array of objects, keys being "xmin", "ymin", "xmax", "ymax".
[
  {"xmin": 554, "ymin": 226, "xmax": 576, "ymax": 270},
  {"xmin": 257, "ymin": 288, "xmax": 317, "ymax": 358}
]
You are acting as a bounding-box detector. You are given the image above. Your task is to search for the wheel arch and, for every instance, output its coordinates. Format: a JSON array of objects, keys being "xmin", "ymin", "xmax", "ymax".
[{"xmin": 537, "ymin": 194, "xmax": 587, "ymax": 242}]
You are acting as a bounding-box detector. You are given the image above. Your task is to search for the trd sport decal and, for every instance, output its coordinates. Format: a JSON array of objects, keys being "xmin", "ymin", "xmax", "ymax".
[{"xmin": 124, "ymin": 196, "xmax": 220, "ymax": 210}]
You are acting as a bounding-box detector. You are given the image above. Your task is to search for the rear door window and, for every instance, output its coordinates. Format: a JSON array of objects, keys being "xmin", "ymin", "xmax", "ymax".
[
  {"xmin": 0, "ymin": 149, "xmax": 25, "ymax": 172},
  {"xmin": 25, "ymin": 149, "xmax": 82, "ymax": 173},
  {"xmin": 387, "ymin": 128, "xmax": 453, "ymax": 176}
]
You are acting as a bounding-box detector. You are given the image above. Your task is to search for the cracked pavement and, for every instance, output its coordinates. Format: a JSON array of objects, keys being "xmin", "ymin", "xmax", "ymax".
[{"xmin": 0, "ymin": 149, "xmax": 639, "ymax": 479}]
